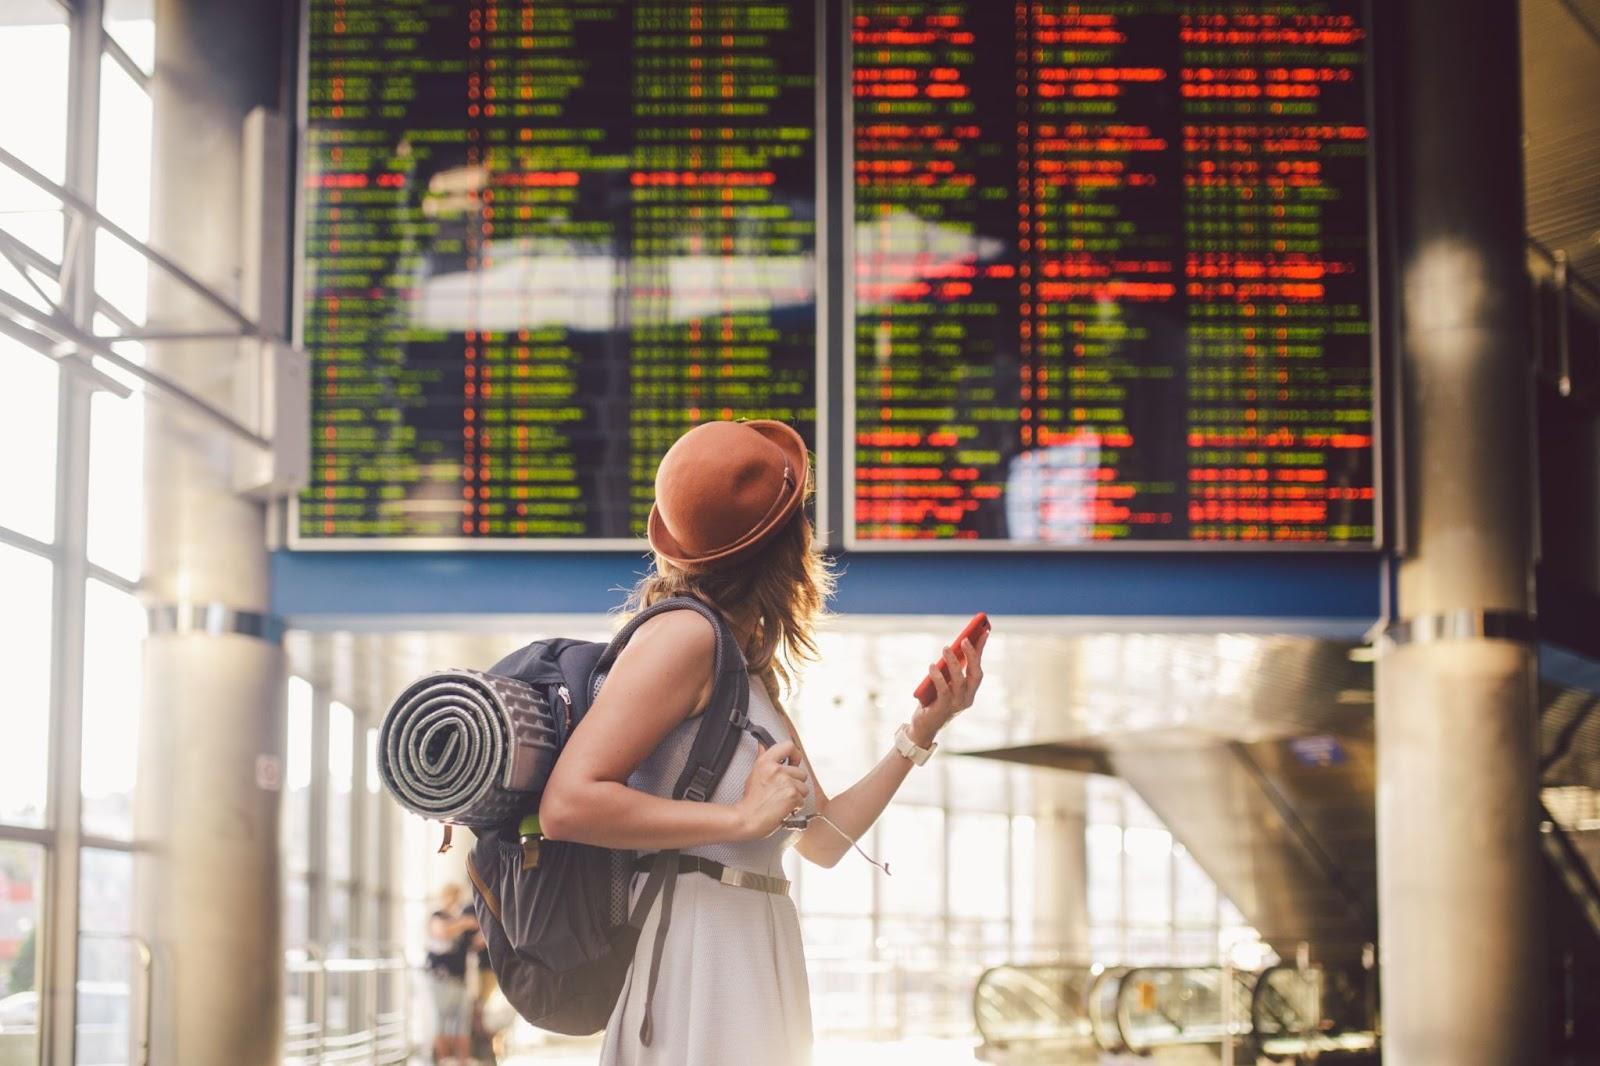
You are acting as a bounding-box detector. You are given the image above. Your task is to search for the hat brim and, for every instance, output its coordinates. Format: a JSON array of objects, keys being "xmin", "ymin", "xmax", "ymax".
[{"xmin": 646, "ymin": 420, "xmax": 810, "ymax": 570}]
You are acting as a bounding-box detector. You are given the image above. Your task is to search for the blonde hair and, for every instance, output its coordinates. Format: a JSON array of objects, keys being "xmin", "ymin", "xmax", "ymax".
[{"xmin": 625, "ymin": 509, "xmax": 835, "ymax": 708}]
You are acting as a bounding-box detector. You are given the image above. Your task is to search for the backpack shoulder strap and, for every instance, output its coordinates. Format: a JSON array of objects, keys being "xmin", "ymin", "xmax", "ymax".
[
  {"xmin": 589, "ymin": 595, "xmax": 749, "ymax": 802},
  {"xmin": 590, "ymin": 595, "xmax": 743, "ymax": 691},
  {"xmin": 588, "ymin": 596, "xmax": 753, "ymax": 1047}
]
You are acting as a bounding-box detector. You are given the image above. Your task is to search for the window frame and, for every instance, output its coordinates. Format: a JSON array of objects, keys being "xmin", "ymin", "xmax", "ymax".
[{"xmin": 0, "ymin": 2, "xmax": 158, "ymax": 1063}]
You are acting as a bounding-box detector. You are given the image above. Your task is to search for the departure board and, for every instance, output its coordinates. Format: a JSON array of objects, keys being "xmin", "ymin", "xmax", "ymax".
[
  {"xmin": 295, "ymin": 1, "xmax": 817, "ymax": 544},
  {"xmin": 852, "ymin": 1, "xmax": 1377, "ymax": 545}
]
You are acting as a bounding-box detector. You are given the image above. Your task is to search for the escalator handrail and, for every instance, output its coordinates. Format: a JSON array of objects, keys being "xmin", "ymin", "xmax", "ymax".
[
  {"xmin": 1086, "ymin": 965, "xmax": 1130, "ymax": 1054},
  {"xmin": 1539, "ymin": 692, "xmax": 1600, "ymax": 775},
  {"xmin": 1115, "ymin": 966, "xmax": 1233, "ymax": 1052},
  {"xmin": 1539, "ymin": 799, "xmax": 1600, "ymax": 936},
  {"xmin": 971, "ymin": 963, "xmax": 1093, "ymax": 1045},
  {"xmin": 1250, "ymin": 963, "xmax": 1309, "ymax": 1038}
]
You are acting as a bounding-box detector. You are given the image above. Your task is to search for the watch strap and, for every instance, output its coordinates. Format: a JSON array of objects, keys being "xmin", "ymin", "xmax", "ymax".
[{"xmin": 894, "ymin": 723, "xmax": 936, "ymax": 766}]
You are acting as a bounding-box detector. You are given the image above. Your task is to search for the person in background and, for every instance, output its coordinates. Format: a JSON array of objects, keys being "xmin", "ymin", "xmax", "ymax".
[
  {"xmin": 469, "ymin": 927, "xmax": 506, "ymax": 1065},
  {"xmin": 425, "ymin": 883, "xmax": 478, "ymax": 1066}
]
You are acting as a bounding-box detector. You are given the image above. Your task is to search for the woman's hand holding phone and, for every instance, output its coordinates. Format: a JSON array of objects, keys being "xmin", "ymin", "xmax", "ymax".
[
  {"xmin": 734, "ymin": 740, "xmax": 809, "ymax": 840},
  {"xmin": 909, "ymin": 620, "xmax": 990, "ymax": 748}
]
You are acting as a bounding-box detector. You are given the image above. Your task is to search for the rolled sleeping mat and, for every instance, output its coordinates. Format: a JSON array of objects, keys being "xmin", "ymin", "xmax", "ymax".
[{"xmin": 378, "ymin": 669, "xmax": 558, "ymax": 827}]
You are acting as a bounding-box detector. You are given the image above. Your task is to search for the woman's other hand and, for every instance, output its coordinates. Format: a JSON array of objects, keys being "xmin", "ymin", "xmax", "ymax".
[
  {"xmin": 735, "ymin": 740, "xmax": 808, "ymax": 840},
  {"xmin": 909, "ymin": 627, "xmax": 989, "ymax": 747}
]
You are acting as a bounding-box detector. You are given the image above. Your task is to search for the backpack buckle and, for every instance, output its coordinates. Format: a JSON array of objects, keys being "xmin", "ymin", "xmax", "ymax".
[{"xmin": 683, "ymin": 766, "xmax": 718, "ymax": 803}]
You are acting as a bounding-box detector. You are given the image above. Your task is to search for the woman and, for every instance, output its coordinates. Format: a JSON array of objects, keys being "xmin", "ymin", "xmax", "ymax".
[{"xmin": 538, "ymin": 419, "xmax": 988, "ymax": 1065}]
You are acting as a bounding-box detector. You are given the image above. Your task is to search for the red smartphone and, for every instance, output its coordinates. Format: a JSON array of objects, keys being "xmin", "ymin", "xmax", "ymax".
[{"xmin": 913, "ymin": 612, "xmax": 991, "ymax": 705}]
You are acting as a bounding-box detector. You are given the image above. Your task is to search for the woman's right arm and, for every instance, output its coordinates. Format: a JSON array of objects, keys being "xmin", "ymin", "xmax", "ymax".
[{"xmin": 536, "ymin": 610, "xmax": 807, "ymax": 850}]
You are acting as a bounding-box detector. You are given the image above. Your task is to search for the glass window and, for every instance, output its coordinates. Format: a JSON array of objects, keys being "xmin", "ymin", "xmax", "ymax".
[
  {"xmin": 801, "ymin": 916, "xmax": 875, "ymax": 1032},
  {"xmin": 78, "ymin": 848, "xmax": 133, "ymax": 938},
  {"xmin": 948, "ymin": 813, "xmax": 1009, "ymax": 920},
  {"xmin": 1089, "ymin": 926, "xmax": 1121, "ymax": 964},
  {"xmin": 0, "ymin": 841, "xmax": 43, "ymax": 1063},
  {"xmin": 362, "ymin": 729, "xmax": 381, "ymax": 890},
  {"xmin": 328, "ymin": 701, "xmax": 354, "ymax": 883},
  {"xmin": 1173, "ymin": 844, "xmax": 1218, "ymax": 925},
  {"xmin": 0, "ymin": 231, "xmax": 62, "ymax": 313},
  {"xmin": 795, "ymin": 827, "xmax": 876, "ymax": 918},
  {"xmin": 0, "ymin": 3, "xmax": 70, "ymax": 187},
  {"xmin": 1086, "ymin": 773, "xmax": 1124, "ymax": 824},
  {"xmin": 947, "ymin": 918, "xmax": 1010, "ymax": 963},
  {"xmin": 788, "ymin": 697, "xmax": 875, "ymax": 799},
  {"xmin": 1126, "ymin": 924, "xmax": 1173, "ymax": 965},
  {"xmin": 0, "ymin": 343, "xmax": 59, "ymax": 544},
  {"xmin": 876, "ymin": 805, "xmax": 943, "ymax": 916},
  {"xmin": 1123, "ymin": 827, "xmax": 1173, "ymax": 925},
  {"xmin": 93, "ymin": 231, "xmax": 151, "ymax": 329},
  {"xmin": 0, "ymin": 543, "xmax": 53, "ymax": 828},
  {"xmin": 946, "ymin": 755, "xmax": 1010, "ymax": 814},
  {"xmin": 284, "ymin": 677, "xmax": 313, "ymax": 875},
  {"xmin": 104, "ymin": 0, "xmax": 155, "ymax": 76},
  {"xmin": 81, "ymin": 579, "xmax": 146, "ymax": 840},
  {"xmin": 0, "ymin": 0, "xmax": 67, "ymax": 339},
  {"xmin": 800, "ymin": 915, "xmax": 873, "ymax": 960},
  {"xmin": 364, "ymin": 728, "xmax": 379, "ymax": 797},
  {"xmin": 78, "ymin": 849, "xmax": 135, "ymax": 1066},
  {"xmin": 86, "ymin": 388, "xmax": 145, "ymax": 581},
  {"xmin": 284, "ymin": 875, "xmax": 310, "ymax": 950},
  {"xmin": 327, "ymin": 887, "xmax": 351, "ymax": 948},
  {"xmin": 1085, "ymin": 824, "xmax": 1122, "ymax": 925},
  {"xmin": 1009, "ymin": 815, "xmax": 1035, "ymax": 954},
  {"xmin": 93, "ymin": 50, "xmax": 154, "ymax": 357},
  {"xmin": 0, "ymin": 841, "xmax": 43, "ymax": 989},
  {"xmin": 875, "ymin": 915, "xmax": 944, "ymax": 964},
  {"xmin": 1122, "ymin": 787, "xmax": 1164, "ymax": 830},
  {"xmin": 96, "ymin": 51, "xmax": 152, "ymax": 240},
  {"xmin": 1173, "ymin": 926, "xmax": 1218, "ymax": 966}
]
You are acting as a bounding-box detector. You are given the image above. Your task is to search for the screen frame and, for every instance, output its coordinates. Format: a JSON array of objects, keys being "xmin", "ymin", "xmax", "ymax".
[
  {"xmin": 840, "ymin": 0, "xmax": 1387, "ymax": 553},
  {"xmin": 286, "ymin": 0, "xmax": 832, "ymax": 552}
]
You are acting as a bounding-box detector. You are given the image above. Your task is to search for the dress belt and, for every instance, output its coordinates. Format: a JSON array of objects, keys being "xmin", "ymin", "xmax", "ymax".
[{"xmin": 632, "ymin": 853, "xmax": 790, "ymax": 896}]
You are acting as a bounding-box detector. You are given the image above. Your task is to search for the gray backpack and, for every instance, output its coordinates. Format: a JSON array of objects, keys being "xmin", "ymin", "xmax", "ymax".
[{"xmin": 461, "ymin": 597, "xmax": 753, "ymax": 1043}]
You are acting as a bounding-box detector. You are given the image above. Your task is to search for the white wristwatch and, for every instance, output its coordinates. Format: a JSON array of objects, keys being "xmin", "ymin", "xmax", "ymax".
[{"xmin": 893, "ymin": 724, "xmax": 937, "ymax": 766}]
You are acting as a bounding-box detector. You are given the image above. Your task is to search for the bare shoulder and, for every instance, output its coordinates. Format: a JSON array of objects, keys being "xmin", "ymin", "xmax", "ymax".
[
  {"xmin": 610, "ymin": 607, "xmax": 719, "ymax": 681},
  {"xmin": 628, "ymin": 606, "xmax": 718, "ymax": 657},
  {"xmin": 606, "ymin": 606, "xmax": 719, "ymax": 717}
]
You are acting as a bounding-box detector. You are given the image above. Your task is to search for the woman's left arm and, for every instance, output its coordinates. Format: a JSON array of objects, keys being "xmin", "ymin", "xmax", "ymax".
[{"xmin": 794, "ymin": 629, "xmax": 988, "ymax": 868}]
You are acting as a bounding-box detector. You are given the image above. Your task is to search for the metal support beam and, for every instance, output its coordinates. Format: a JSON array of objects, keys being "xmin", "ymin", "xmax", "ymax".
[
  {"xmin": 0, "ymin": 143, "xmax": 264, "ymax": 338},
  {"xmin": 1376, "ymin": 0, "xmax": 1544, "ymax": 1062},
  {"xmin": 0, "ymin": 287, "xmax": 272, "ymax": 449},
  {"xmin": 40, "ymin": 2, "xmax": 105, "ymax": 1062}
]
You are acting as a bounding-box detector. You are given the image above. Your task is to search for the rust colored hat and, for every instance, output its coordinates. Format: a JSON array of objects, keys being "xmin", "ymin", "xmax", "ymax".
[{"xmin": 647, "ymin": 419, "xmax": 809, "ymax": 569}]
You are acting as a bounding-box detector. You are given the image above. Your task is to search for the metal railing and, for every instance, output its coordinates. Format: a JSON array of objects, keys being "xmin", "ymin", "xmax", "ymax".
[
  {"xmin": 284, "ymin": 943, "xmax": 410, "ymax": 1065},
  {"xmin": 76, "ymin": 931, "xmax": 155, "ymax": 1066}
]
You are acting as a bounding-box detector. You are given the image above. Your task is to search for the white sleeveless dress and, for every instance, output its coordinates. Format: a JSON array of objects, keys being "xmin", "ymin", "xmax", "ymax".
[{"xmin": 598, "ymin": 672, "xmax": 818, "ymax": 1066}]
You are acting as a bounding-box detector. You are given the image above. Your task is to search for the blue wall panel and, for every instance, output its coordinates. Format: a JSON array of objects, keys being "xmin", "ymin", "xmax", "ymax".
[{"xmin": 272, "ymin": 549, "xmax": 1384, "ymax": 626}]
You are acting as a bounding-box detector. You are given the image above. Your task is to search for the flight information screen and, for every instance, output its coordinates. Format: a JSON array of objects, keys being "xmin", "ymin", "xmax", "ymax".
[
  {"xmin": 296, "ymin": 1, "xmax": 817, "ymax": 544},
  {"xmin": 852, "ymin": 1, "xmax": 1377, "ymax": 545}
]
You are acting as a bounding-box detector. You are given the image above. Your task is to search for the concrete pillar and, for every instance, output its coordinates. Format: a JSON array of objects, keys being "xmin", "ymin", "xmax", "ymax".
[
  {"xmin": 1376, "ymin": 0, "xmax": 1543, "ymax": 1062},
  {"xmin": 1032, "ymin": 773, "xmax": 1090, "ymax": 954},
  {"xmin": 135, "ymin": 1, "xmax": 285, "ymax": 1063}
]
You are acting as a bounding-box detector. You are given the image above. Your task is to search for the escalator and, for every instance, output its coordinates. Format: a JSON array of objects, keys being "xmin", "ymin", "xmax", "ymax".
[
  {"xmin": 968, "ymin": 633, "xmax": 1600, "ymax": 1062},
  {"xmin": 976, "ymin": 961, "xmax": 1379, "ymax": 1063}
]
